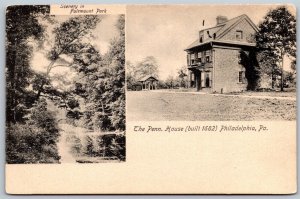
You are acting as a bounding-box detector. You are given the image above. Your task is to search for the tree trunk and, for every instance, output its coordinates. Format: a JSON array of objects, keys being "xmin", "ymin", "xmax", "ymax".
[
  {"xmin": 271, "ymin": 65, "xmax": 274, "ymax": 89},
  {"xmin": 280, "ymin": 53, "xmax": 284, "ymax": 92},
  {"xmin": 35, "ymin": 82, "xmax": 45, "ymax": 101}
]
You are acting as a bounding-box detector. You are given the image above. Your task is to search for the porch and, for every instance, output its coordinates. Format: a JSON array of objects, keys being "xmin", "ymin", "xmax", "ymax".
[{"xmin": 188, "ymin": 68, "xmax": 213, "ymax": 92}]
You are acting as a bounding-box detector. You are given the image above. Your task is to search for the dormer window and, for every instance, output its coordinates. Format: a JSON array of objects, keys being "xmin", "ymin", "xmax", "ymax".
[
  {"xmin": 236, "ymin": 30, "xmax": 243, "ymax": 40},
  {"xmin": 200, "ymin": 36, "xmax": 203, "ymax": 43}
]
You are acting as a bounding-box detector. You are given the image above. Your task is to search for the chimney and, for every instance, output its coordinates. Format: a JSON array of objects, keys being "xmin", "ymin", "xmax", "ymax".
[{"xmin": 216, "ymin": 16, "xmax": 228, "ymax": 25}]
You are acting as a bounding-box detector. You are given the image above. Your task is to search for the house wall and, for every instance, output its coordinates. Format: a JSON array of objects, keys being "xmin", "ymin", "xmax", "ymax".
[
  {"xmin": 219, "ymin": 18, "xmax": 256, "ymax": 43},
  {"xmin": 213, "ymin": 47, "xmax": 247, "ymax": 93}
]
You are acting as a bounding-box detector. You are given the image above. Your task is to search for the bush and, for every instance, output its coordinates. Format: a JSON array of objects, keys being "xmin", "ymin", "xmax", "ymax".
[{"xmin": 6, "ymin": 99, "xmax": 60, "ymax": 163}]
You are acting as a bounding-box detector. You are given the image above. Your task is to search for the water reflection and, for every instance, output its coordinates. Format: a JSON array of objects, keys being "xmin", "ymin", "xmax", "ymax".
[{"xmin": 58, "ymin": 123, "xmax": 125, "ymax": 163}]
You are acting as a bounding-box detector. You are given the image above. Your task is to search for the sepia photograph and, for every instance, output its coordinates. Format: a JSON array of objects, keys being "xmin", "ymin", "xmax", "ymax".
[
  {"xmin": 126, "ymin": 5, "xmax": 296, "ymax": 121},
  {"xmin": 6, "ymin": 5, "xmax": 125, "ymax": 164},
  {"xmin": 4, "ymin": 4, "xmax": 297, "ymax": 195}
]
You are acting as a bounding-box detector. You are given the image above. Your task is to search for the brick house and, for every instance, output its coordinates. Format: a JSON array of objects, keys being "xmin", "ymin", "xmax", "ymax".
[{"xmin": 185, "ymin": 14, "xmax": 259, "ymax": 93}]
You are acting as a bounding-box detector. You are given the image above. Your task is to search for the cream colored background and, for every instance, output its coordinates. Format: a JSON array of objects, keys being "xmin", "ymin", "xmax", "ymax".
[
  {"xmin": 5, "ymin": 4, "xmax": 297, "ymax": 194},
  {"xmin": 50, "ymin": 4, "xmax": 125, "ymax": 15},
  {"xmin": 6, "ymin": 121, "xmax": 296, "ymax": 194}
]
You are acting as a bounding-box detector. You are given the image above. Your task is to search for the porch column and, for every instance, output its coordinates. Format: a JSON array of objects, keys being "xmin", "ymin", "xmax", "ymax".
[
  {"xmin": 196, "ymin": 71, "xmax": 200, "ymax": 91},
  {"xmin": 201, "ymin": 72, "xmax": 205, "ymax": 88},
  {"xmin": 190, "ymin": 71, "xmax": 194, "ymax": 88}
]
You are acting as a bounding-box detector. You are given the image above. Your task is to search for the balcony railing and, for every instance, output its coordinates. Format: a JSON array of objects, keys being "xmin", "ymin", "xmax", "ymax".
[{"xmin": 189, "ymin": 61, "xmax": 206, "ymax": 68}]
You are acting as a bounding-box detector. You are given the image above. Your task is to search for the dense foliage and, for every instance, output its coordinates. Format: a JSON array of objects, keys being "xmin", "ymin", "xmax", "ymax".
[
  {"xmin": 5, "ymin": 5, "xmax": 61, "ymax": 163},
  {"xmin": 6, "ymin": 99, "xmax": 60, "ymax": 163},
  {"xmin": 74, "ymin": 15, "xmax": 126, "ymax": 132},
  {"xmin": 126, "ymin": 56, "xmax": 159, "ymax": 89},
  {"xmin": 6, "ymin": 6, "xmax": 125, "ymax": 163},
  {"xmin": 256, "ymin": 6, "xmax": 296, "ymax": 90}
]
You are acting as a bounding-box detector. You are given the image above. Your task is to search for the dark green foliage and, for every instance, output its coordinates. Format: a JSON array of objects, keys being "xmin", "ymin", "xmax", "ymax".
[
  {"xmin": 239, "ymin": 50, "xmax": 260, "ymax": 90},
  {"xmin": 256, "ymin": 6, "xmax": 296, "ymax": 90},
  {"xmin": 126, "ymin": 56, "xmax": 159, "ymax": 89},
  {"xmin": 67, "ymin": 98, "xmax": 80, "ymax": 109},
  {"xmin": 75, "ymin": 15, "xmax": 126, "ymax": 132},
  {"xmin": 6, "ymin": 6, "xmax": 61, "ymax": 163},
  {"xmin": 6, "ymin": 5, "xmax": 50, "ymax": 123},
  {"xmin": 6, "ymin": 99, "xmax": 60, "ymax": 163},
  {"xmin": 100, "ymin": 134, "xmax": 125, "ymax": 160},
  {"xmin": 6, "ymin": 10, "xmax": 126, "ymax": 163}
]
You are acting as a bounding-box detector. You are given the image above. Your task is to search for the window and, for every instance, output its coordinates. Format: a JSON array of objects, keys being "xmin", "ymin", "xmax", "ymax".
[
  {"xmin": 199, "ymin": 32, "xmax": 204, "ymax": 43},
  {"xmin": 187, "ymin": 54, "xmax": 190, "ymax": 65},
  {"xmin": 198, "ymin": 52, "xmax": 202, "ymax": 58},
  {"xmin": 206, "ymin": 56, "xmax": 210, "ymax": 63},
  {"xmin": 239, "ymin": 71, "xmax": 244, "ymax": 83},
  {"xmin": 236, "ymin": 30, "xmax": 243, "ymax": 40}
]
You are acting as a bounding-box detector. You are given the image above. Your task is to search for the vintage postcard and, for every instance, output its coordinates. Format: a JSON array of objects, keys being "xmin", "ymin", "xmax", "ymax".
[{"xmin": 5, "ymin": 4, "xmax": 296, "ymax": 194}]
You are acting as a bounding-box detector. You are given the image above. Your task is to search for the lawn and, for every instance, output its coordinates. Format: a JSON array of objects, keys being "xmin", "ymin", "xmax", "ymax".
[{"xmin": 126, "ymin": 91, "xmax": 296, "ymax": 121}]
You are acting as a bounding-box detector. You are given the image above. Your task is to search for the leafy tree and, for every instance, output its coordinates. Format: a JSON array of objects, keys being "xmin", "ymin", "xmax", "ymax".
[
  {"xmin": 6, "ymin": 99, "xmax": 60, "ymax": 163},
  {"xmin": 35, "ymin": 16, "xmax": 102, "ymax": 101},
  {"xmin": 6, "ymin": 5, "xmax": 50, "ymax": 123},
  {"xmin": 74, "ymin": 15, "xmax": 125, "ymax": 132},
  {"xmin": 165, "ymin": 75, "xmax": 175, "ymax": 89},
  {"xmin": 126, "ymin": 61, "xmax": 136, "ymax": 89},
  {"xmin": 256, "ymin": 50, "xmax": 281, "ymax": 89},
  {"xmin": 134, "ymin": 56, "xmax": 159, "ymax": 80},
  {"xmin": 256, "ymin": 6, "xmax": 296, "ymax": 91},
  {"xmin": 239, "ymin": 50, "xmax": 260, "ymax": 90},
  {"xmin": 177, "ymin": 66, "xmax": 188, "ymax": 88}
]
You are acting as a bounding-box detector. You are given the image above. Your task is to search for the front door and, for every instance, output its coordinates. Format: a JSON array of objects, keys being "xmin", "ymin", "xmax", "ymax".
[
  {"xmin": 205, "ymin": 73, "xmax": 210, "ymax": 87},
  {"xmin": 196, "ymin": 71, "xmax": 201, "ymax": 91}
]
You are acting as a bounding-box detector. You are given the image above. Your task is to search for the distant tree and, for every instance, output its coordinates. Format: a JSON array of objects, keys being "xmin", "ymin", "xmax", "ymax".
[
  {"xmin": 126, "ymin": 61, "xmax": 136, "ymax": 89},
  {"xmin": 134, "ymin": 56, "xmax": 159, "ymax": 80},
  {"xmin": 177, "ymin": 66, "xmax": 188, "ymax": 88},
  {"xmin": 256, "ymin": 6, "xmax": 296, "ymax": 91},
  {"xmin": 165, "ymin": 75, "xmax": 175, "ymax": 89}
]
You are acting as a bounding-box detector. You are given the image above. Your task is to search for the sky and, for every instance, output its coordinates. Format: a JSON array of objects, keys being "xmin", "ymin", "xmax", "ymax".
[
  {"xmin": 126, "ymin": 5, "xmax": 295, "ymax": 80},
  {"xmin": 30, "ymin": 15, "xmax": 119, "ymax": 90}
]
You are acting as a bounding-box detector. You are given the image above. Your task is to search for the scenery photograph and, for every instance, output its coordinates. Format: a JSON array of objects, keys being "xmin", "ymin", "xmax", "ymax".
[
  {"xmin": 126, "ymin": 5, "xmax": 296, "ymax": 121},
  {"xmin": 6, "ymin": 6, "xmax": 125, "ymax": 163}
]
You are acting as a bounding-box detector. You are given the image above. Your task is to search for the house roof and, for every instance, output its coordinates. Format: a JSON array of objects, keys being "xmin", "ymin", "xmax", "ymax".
[
  {"xmin": 138, "ymin": 75, "xmax": 159, "ymax": 82},
  {"xmin": 185, "ymin": 14, "xmax": 258, "ymax": 51}
]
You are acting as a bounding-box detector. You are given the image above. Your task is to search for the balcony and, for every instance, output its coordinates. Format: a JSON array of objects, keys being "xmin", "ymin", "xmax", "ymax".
[{"xmin": 188, "ymin": 60, "xmax": 212, "ymax": 69}]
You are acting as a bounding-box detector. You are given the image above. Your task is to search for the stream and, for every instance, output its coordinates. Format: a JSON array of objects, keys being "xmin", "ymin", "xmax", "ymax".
[
  {"xmin": 57, "ymin": 122, "xmax": 123, "ymax": 163},
  {"xmin": 49, "ymin": 100, "xmax": 124, "ymax": 164}
]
